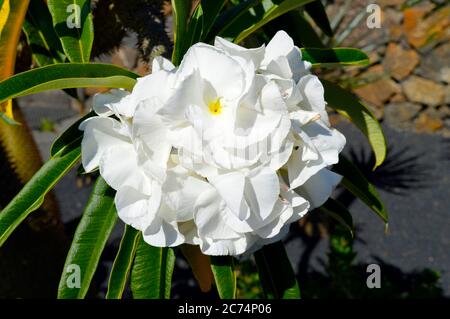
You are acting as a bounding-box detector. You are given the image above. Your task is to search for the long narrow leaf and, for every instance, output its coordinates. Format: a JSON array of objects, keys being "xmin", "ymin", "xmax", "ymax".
[
  {"xmin": 211, "ymin": 256, "xmax": 236, "ymax": 299},
  {"xmin": 304, "ymin": 0, "xmax": 333, "ymax": 37},
  {"xmin": 319, "ymin": 198, "xmax": 354, "ymax": 237},
  {"xmin": 58, "ymin": 177, "xmax": 118, "ymax": 299},
  {"xmin": 131, "ymin": 236, "xmax": 175, "ymax": 299},
  {"xmin": 0, "ymin": 63, "xmax": 138, "ymax": 104},
  {"xmin": 285, "ymin": 10, "xmax": 325, "ymax": 48},
  {"xmin": 0, "ymin": 142, "xmax": 80, "ymax": 247},
  {"xmin": 171, "ymin": 0, "xmax": 191, "ymax": 65},
  {"xmin": 332, "ymin": 155, "xmax": 388, "ymax": 223},
  {"xmin": 301, "ymin": 48, "xmax": 369, "ymax": 67},
  {"xmin": 106, "ymin": 225, "xmax": 140, "ymax": 299},
  {"xmin": 210, "ymin": 0, "xmax": 262, "ymax": 41},
  {"xmin": 47, "ymin": 0, "xmax": 94, "ymax": 63},
  {"xmin": 51, "ymin": 111, "xmax": 94, "ymax": 156},
  {"xmin": 22, "ymin": 0, "xmax": 65, "ymax": 66},
  {"xmin": 234, "ymin": 0, "xmax": 315, "ymax": 43},
  {"xmin": 200, "ymin": 0, "xmax": 227, "ymax": 41},
  {"xmin": 254, "ymin": 241, "xmax": 300, "ymax": 299},
  {"xmin": 322, "ymin": 79, "xmax": 387, "ymax": 169}
]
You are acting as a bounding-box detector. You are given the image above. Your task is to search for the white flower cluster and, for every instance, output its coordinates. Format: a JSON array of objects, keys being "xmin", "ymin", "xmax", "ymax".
[{"xmin": 80, "ymin": 31, "xmax": 346, "ymax": 256}]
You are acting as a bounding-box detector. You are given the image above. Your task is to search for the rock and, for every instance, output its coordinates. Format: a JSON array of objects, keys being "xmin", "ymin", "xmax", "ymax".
[
  {"xmin": 415, "ymin": 108, "xmax": 444, "ymax": 133},
  {"xmin": 403, "ymin": 76, "xmax": 445, "ymax": 107},
  {"xmin": 354, "ymin": 78, "xmax": 401, "ymax": 107},
  {"xmin": 383, "ymin": 43, "xmax": 420, "ymax": 81},
  {"xmin": 405, "ymin": 6, "xmax": 450, "ymax": 49},
  {"xmin": 384, "ymin": 102, "xmax": 422, "ymax": 130},
  {"xmin": 390, "ymin": 93, "xmax": 406, "ymax": 103},
  {"xmin": 377, "ymin": 0, "xmax": 406, "ymax": 7},
  {"xmin": 416, "ymin": 43, "xmax": 450, "ymax": 84},
  {"xmin": 403, "ymin": 4, "xmax": 435, "ymax": 34},
  {"xmin": 359, "ymin": 64, "xmax": 385, "ymax": 79},
  {"xmin": 389, "ymin": 25, "xmax": 404, "ymax": 41}
]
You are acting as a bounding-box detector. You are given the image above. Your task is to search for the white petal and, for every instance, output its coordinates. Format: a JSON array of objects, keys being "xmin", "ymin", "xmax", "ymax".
[
  {"xmin": 130, "ymin": 69, "xmax": 175, "ymax": 109},
  {"xmin": 163, "ymin": 164, "xmax": 211, "ymax": 222},
  {"xmin": 214, "ymin": 36, "xmax": 265, "ymax": 68},
  {"xmin": 245, "ymin": 167, "xmax": 280, "ymax": 220},
  {"xmin": 142, "ymin": 217, "xmax": 185, "ymax": 247},
  {"xmin": 302, "ymin": 121, "xmax": 346, "ymax": 166},
  {"xmin": 99, "ymin": 144, "xmax": 152, "ymax": 195},
  {"xmin": 295, "ymin": 168, "xmax": 342, "ymax": 209},
  {"xmin": 297, "ymin": 75, "xmax": 329, "ymax": 125},
  {"xmin": 194, "ymin": 189, "xmax": 242, "ymax": 240},
  {"xmin": 115, "ymin": 185, "xmax": 160, "ymax": 231},
  {"xmin": 178, "ymin": 43, "xmax": 248, "ymax": 100},
  {"xmin": 80, "ymin": 117, "xmax": 130, "ymax": 172},
  {"xmin": 208, "ymin": 172, "xmax": 250, "ymax": 221},
  {"xmin": 92, "ymin": 89, "xmax": 130, "ymax": 117}
]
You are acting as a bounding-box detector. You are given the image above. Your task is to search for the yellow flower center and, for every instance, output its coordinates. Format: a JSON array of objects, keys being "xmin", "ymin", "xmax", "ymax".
[{"xmin": 208, "ymin": 98, "xmax": 222, "ymax": 116}]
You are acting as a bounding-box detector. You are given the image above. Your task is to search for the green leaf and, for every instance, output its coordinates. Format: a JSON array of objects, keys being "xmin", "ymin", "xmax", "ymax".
[
  {"xmin": 51, "ymin": 110, "xmax": 94, "ymax": 156},
  {"xmin": 322, "ymin": 79, "xmax": 387, "ymax": 169},
  {"xmin": 0, "ymin": 109, "xmax": 20, "ymax": 125},
  {"xmin": 0, "ymin": 63, "xmax": 138, "ymax": 104},
  {"xmin": 58, "ymin": 177, "xmax": 118, "ymax": 299},
  {"xmin": 234, "ymin": 0, "xmax": 315, "ymax": 43},
  {"xmin": 301, "ymin": 48, "xmax": 369, "ymax": 67},
  {"xmin": 333, "ymin": 155, "xmax": 388, "ymax": 223},
  {"xmin": 0, "ymin": 141, "xmax": 80, "ymax": 247},
  {"xmin": 200, "ymin": 0, "xmax": 227, "ymax": 41},
  {"xmin": 131, "ymin": 236, "xmax": 175, "ymax": 299},
  {"xmin": 186, "ymin": 3, "xmax": 204, "ymax": 49},
  {"xmin": 210, "ymin": 256, "xmax": 236, "ymax": 299},
  {"xmin": 22, "ymin": 0, "xmax": 65, "ymax": 66},
  {"xmin": 254, "ymin": 241, "xmax": 300, "ymax": 299},
  {"xmin": 210, "ymin": 0, "xmax": 262, "ymax": 41},
  {"xmin": 304, "ymin": 0, "xmax": 333, "ymax": 37},
  {"xmin": 47, "ymin": 0, "xmax": 94, "ymax": 63},
  {"xmin": 171, "ymin": 0, "xmax": 191, "ymax": 65},
  {"xmin": 284, "ymin": 10, "xmax": 325, "ymax": 48},
  {"xmin": 106, "ymin": 225, "xmax": 140, "ymax": 299},
  {"xmin": 319, "ymin": 198, "xmax": 354, "ymax": 237}
]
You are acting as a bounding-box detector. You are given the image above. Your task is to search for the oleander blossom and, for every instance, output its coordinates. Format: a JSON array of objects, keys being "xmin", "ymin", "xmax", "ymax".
[{"xmin": 80, "ymin": 31, "xmax": 346, "ymax": 256}]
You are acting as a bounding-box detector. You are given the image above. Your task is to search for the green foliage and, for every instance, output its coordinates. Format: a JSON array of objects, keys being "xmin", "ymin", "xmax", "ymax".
[
  {"xmin": 47, "ymin": 0, "xmax": 93, "ymax": 63},
  {"xmin": 211, "ymin": 256, "xmax": 237, "ymax": 299},
  {"xmin": 0, "ymin": 141, "xmax": 80, "ymax": 247},
  {"xmin": 233, "ymin": 0, "xmax": 316, "ymax": 43},
  {"xmin": 131, "ymin": 236, "xmax": 175, "ymax": 299},
  {"xmin": 333, "ymin": 155, "xmax": 388, "ymax": 223},
  {"xmin": 171, "ymin": 0, "xmax": 191, "ymax": 65},
  {"xmin": 319, "ymin": 198, "xmax": 354, "ymax": 237},
  {"xmin": 302, "ymin": 48, "xmax": 369, "ymax": 67},
  {"xmin": 22, "ymin": 0, "xmax": 65, "ymax": 66},
  {"xmin": 0, "ymin": 63, "xmax": 138, "ymax": 104},
  {"xmin": 106, "ymin": 225, "xmax": 140, "ymax": 299},
  {"xmin": 58, "ymin": 177, "xmax": 118, "ymax": 299},
  {"xmin": 304, "ymin": 0, "xmax": 333, "ymax": 37},
  {"xmin": 254, "ymin": 241, "xmax": 300, "ymax": 299},
  {"xmin": 322, "ymin": 80, "xmax": 387, "ymax": 169}
]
